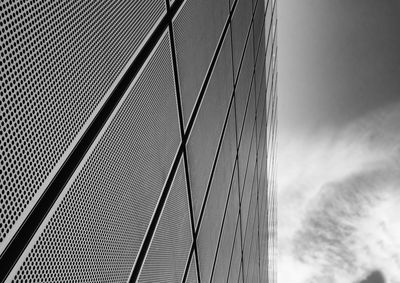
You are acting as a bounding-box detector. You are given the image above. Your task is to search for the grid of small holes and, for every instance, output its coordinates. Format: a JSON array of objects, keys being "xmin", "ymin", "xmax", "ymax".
[
  {"xmin": 138, "ymin": 161, "xmax": 192, "ymax": 282},
  {"xmin": 11, "ymin": 33, "xmax": 181, "ymax": 282},
  {"xmin": 172, "ymin": 0, "xmax": 229, "ymax": 125},
  {"xmin": 186, "ymin": 256, "xmax": 199, "ymax": 283},
  {"xmin": 172, "ymin": 0, "xmax": 201, "ymax": 124},
  {"xmin": 0, "ymin": 0, "xmax": 165, "ymax": 244}
]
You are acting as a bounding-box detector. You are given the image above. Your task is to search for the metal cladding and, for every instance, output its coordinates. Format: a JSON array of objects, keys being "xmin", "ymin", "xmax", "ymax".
[{"xmin": 0, "ymin": 0, "xmax": 277, "ymax": 282}]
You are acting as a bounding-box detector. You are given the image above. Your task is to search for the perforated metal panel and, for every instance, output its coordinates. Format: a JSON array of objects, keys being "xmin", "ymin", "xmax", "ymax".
[
  {"xmin": 259, "ymin": 147, "xmax": 270, "ymax": 281},
  {"xmin": 237, "ymin": 259, "xmax": 244, "ymax": 283},
  {"xmin": 226, "ymin": 214, "xmax": 243, "ymax": 283},
  {"xmin": 260, "ymin": 161, "xmax": 268, "ymax": 278},
  {"xmin": 259, "ymin": 139, "xmax": 269, "ymax": 232},
  {"xmin": 173, "ymin": 0, "xmax": 230, "ymax": 125},
  {"xmin": 257, "ymin": 110, "xmax": 268, "ymax": 187},
  {"xmin": 256, "ymin": 92, "xmax": 266, "ymax": 148},
  {"xmin": 255, "ymin": 32, "xmax": 267, "ymax": 111},
  {"xmin": 211, "ymin": 165, "xmax": 240, "ymax": 282},
  {"xmin": 253, "ymin": 0, "xmax": 264, "ymax": 48},
  {"xmin": 0, "ymin": 0, "xmax": 278, "ymax": 281},
  {"xmin": 138, "ymin": 160, "xmax": 192, "ymax": 283},
  {"xmin": 196, "ymin": 108, "xmax": 236, "ymax": 282},
  {"xmin": 246, "ymin": 211, "xmax": 260, "ymax": 283},
  {"xmin": 230, "ymin": 0, "xmax": 253, "ymax": 78},
  {"xmin": 186, "ymin": 254, "xmax": 199, "ymax": 283},
  {"xmin": 235, "ymin": 30, "xmax": 255, "ymax": 137},
  {"xmin": 258, "ymin": 130, "xmax": 269, "ymax": 253},
  {"xmin": 242, "ymin": 175, "xmax": 258, "ymax": 281},
  {"xmin": 241, "ymin": 130, "xmax": 258, "ymax": 238},
  {"xmin": 238, "ymin": 82, "xmax": 256, "ymax": 204},
  {"xmin": 186, "ymin": 31, "xmax": 233, "ymax": 223},
  {"xmin": 256, "ymin": 55, "xmax": 267, "ymax": 147},
  {"xmin": 0, "ymin": 0, "xmax": 165, "ymax": 250},
  {"xmin": 10, "ymin": 31, "xmax": 180, "ymax": 283}
]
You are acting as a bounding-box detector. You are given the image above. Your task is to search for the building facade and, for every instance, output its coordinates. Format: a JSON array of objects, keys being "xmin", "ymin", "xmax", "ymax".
[{"xmin": 0, "ymin": 0, "xmax": 277, "ymax": 282}]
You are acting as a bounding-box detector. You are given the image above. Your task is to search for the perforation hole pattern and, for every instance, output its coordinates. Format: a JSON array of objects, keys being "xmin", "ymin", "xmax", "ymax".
[
  {"xmin": 138, "ymin": 160, "xmax": 192, "ymax": 283},
  {"xmin": 11, "ymin": 31, "xmax": 180, "ymax": 282},
  {"xmin": 0, "ymin": 0, "xmax": 165, "ymax": 245}
]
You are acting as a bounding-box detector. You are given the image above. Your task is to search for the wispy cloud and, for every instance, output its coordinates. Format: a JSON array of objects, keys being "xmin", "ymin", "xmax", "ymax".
[{"xmin": 278, "ymin": 102, "xmax": 400, "ymax": 283}]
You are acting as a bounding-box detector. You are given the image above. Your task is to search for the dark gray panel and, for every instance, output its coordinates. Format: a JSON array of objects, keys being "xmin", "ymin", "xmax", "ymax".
[
  {"xmin": 0, "ymin": 0, "xmax": 165, "ymax": 247},
  {"xmin": 264, "ymin": 0, "xmax": 276, "ymax": 75},
  {"xmin": 138, "ymin": 159, "xmax": 191, "ymax": 283},
  {"xmin": 266, "ymin": 0, "xmax": 275, "ymax": 44},
  {"xmin": 253, "ymin": 0, "xmax": 265, "ymax": 49},
  {"xmin": 210, "ymin": 164, "xmax": 239, "ymax": 282},
  {"xmin": 257, "ymin": 122, "xmax": 268, "ymax": 214},
  {"xmin": 255, "ymin": 31, "xmax": 267, "ymax": 112},
  {"xmin": 260, "ymin": 68, "xmax": 273, "ymax": 164},
  {"xmin": 256, "ymin": 67, "xmax": 267, "ymax": 152},
  {"xmin": 257, "ymin": 98, "xmax": 267, "ymax": 182},
  {"xmin": 257, "ymin": 77, "xmax": 271, "ymax": 283},
  {"xmin": 173, "ymin": 0, "xmax": 230, "ymax": 125},
  {"xmin": 235, "ymin": 27, "xmax": 254, "ymax": 138},
  {"xmin": 196, "ymin": 107, "xmax": 236, "ymax": 282},
  {"xmin": 186, "ymin": 32, "xmax": 233, "ymax": 222},
  {"xmin": 230, "ymin": 0, "xmax": 253, "ymax": 78},
  {"xmin": 11, "ymin": 32, "xmax": 180, "ymax": 283}
]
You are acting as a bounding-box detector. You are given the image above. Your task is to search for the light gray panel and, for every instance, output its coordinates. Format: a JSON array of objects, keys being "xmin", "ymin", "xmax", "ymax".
[
  {"xmin": 0, "ymin": 0, "xmax": 165, "ymax": 248},
  {"xmin": 138, "ymin": 160, "xmax": 192, "ymax": 283},
  {"xmin": 11, "ymin": 32, "xmax": 180, "ymax": 283}
]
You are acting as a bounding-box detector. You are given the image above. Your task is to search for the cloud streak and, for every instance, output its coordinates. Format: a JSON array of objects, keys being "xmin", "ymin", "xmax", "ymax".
[{"xmin": 278, "ymin": 102, "xmax": 400, "ymax": 283}]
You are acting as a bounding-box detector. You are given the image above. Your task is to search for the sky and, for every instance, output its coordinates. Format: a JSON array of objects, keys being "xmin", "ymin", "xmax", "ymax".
[
  {"xmin": 278, "ymin": 0, "xmax": 400, "ymax": 139},
  {"xmin": 277, "ymin": 1, "xmax": 400, "ymax": 282}
]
